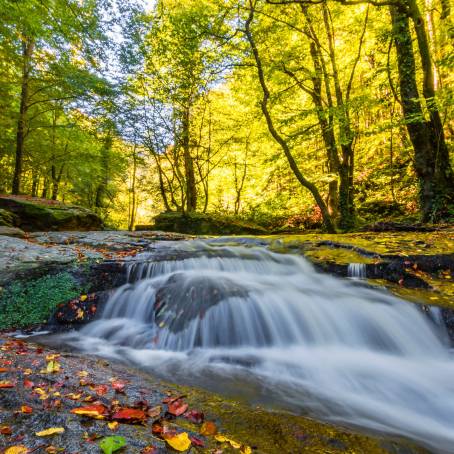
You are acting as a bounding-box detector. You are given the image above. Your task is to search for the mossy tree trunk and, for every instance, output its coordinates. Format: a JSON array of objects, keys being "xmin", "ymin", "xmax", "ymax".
[
  {"xmin": 12, "ymin": 36, "xmax": 34, "ymax": 195},
  {"xmin": 390, "ymin": 3, "xmax": 454, "ymax": 221}
]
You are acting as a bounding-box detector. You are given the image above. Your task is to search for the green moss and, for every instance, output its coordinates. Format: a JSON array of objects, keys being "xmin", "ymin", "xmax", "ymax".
[
  {"xmin": 0, "ymin": 272, "xmax": 84, "ymax": 329},
  {"xmin": 0, "ymin": 209, "xmax": 15, "ymax": 227}
]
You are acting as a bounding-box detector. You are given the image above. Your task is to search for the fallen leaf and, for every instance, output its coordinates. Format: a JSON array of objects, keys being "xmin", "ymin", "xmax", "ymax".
[
  {"xmin": 184, "ymin": 409, "xmax": 204, "ymax": 424},
  {"xmin": 189, "ymin": 435, "xmax": 205, "ymax": 447},
  {"xmin": 240, "ymin": 446, "xmax": 252, "ymax": 454},
  {"xmin": 111, "ymin": 380, "xmax": 126, "ymax": 393},
  {"xmin": 94, "ymin": 384, "xmax": 108, "ymax": 396},
  {"xmin": 215, "ymin": 434, "xmax": 241, "ymax": 449},
  {"xmin": 5, "ymin": 446, "xmax": 29, "ymax": 454},
  {"xmin": 45, "ymin": 446, "xmax": 64, "ymax": 453},
  {"xmin": 71, "ymin": 404, "xmax": 107, "ymax": 419},
  {"xmin": 99, "ymin": 435, "xmax": 126, "ymax": 454},
  {"xmin": 23, "ymin": 379, "xmax": 34, "ymax": 388},
  {"xmin": 1, "ymin": 425, "xmax": 12, "ymax": 435},
  {"xmin": 163, "ymin": 432, "xmax": 191, "ymax": 452},
  {"xmin": 200, "ymin": 421, "xmax": 217, "ymax": 436},
  {"xmin": 141, "ymin": 447, "xmax": 158, "ymax": 454},
  {"xmin": 0, "ymin": 380, "xmax": 14, "ymax": 388},
  {"xmin": 112, "ymin": 408, "xmax": 147, "ymax": 423},
  {"xmin": 80, "ymin": 295, "xmax": 88, "ymax": 302},
  {"xmin": 107, "ymin": 421, "xmax": 119, "ymax": 431},
  {"xmin": 21, "ymin": 405, "xmax": 32, "ymax": 414},
  {"xmin": 36, "ymin": 427, "xmax": 65, "ymax": 437},
  {"xmin": 168, "ymin": 399, "xmax": 188, "ymax": 416},
  {"xmin": 46, "ymin": 361, "xmax": 61, "ymax": 374}
]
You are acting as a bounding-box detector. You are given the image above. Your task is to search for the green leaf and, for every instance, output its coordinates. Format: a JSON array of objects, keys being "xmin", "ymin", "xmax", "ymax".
[{"xmin": 99, "ymin": 436, "xmax": 127, "ymax": 454}]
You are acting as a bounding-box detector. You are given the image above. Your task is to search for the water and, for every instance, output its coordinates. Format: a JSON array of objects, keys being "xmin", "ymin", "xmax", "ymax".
[
  {"xmin": 51, "ymin": 239, "xmax": 454, "ymax": 452},
  {"xmin": 348, "ymin": 262, "xmax": 367, "ymax": 279}
]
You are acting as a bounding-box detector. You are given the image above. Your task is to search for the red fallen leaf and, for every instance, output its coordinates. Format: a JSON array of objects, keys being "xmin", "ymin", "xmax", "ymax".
[
  {"xmin": 94, "ymin": 384, "xmax": 108, "ymax": 396},
  {"xmin": 184, "ymin": 409, "xmax": 204, "ymax": 424},
  {"xmin": 190, "ymin": 435, "xmax": 205, "ymax": 447},
  {"xmin": 141, "ymin": 447, "xmax": 158, "ymax": 454},
  {"xmin": 151, "ymin": 420, "xmax": 164, "ymax": 435},
  {"xmin": 0, "ymin": 425, "xmax": 12, "ymax": 435},
  {"xmin": 168, "ymin": 399, "xmax": 188, "ymax": 416},
  {"xmin": 112, "ymin": 408, "xmax": 147, "ymax": 423},
  {"xmin": 90, "ymin": 305, "xmax": 97, "ymax": 314},
  {"xmin": 21, "ymin": 405, "xmax": 33, "ymax": 414},
  {"xmin": 0, "ymin": 381, "xmax": 14, "ymax": 388},
  {"xmin": 111, "ymin": 380, "xmax": 126, "ymax": 393}
]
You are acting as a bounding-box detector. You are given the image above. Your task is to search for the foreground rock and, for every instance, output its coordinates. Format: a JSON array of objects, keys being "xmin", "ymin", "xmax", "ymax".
[
  {"xmin": 0, "ymin": 196, "xmax": 103, "ymax": 232},
  {"xmin": 0, "ymin": 336, "xmax": 423, "ymax": 454}
]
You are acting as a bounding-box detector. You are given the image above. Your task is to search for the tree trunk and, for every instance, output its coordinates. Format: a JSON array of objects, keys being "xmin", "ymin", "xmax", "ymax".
[
  {"xmin": 182, "ymin": 108, "xmax": 197, "ymax": 212},
  {"xmin": 12, "ymin": 37, "xmax": 34, "ymax": 194},
  {"xmin": 128, "ymin": 145, "xmax": 138, "ymax": 231},
  {"xmin": 245, "ymin": 2, "xmax": 336, "ymax": 233},
  {"xmin": 390, "ymin": 5, "xmax": 454, "ymax": 221}
]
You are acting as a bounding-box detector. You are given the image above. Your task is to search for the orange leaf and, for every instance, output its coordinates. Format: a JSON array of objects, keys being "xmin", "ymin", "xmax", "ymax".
[
  {"xmin": 70, "ymin": 404, "xmax": 107, "ymax": 419},
  {"xmin": 200, "ymin": 421, "xmax": 217, "ymax": 436},
  {"xmin": 168, "ymin": 399, "xmax": 188, "ymax": 417},
  {"xmin": 0, "ymin": 381, "xmax": 14, "ymax": 388},
  {"xmin": 21, "ymin": 406, "xmax": 33, "ymax": 414}
]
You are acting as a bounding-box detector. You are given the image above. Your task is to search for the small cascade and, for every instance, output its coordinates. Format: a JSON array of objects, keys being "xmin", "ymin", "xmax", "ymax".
[
  {"xmin": 52, "ymin": 240, "xmax": 454, "ymax": 453},
  {"xmin": 348, "ymin": 262, "xmax": 367, "ymax": 279}
]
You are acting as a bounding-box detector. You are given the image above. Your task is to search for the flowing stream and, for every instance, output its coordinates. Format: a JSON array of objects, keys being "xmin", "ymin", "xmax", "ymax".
[{"xmin": 52, "ymin": 239, "xmax": 454, "ymax": 452}]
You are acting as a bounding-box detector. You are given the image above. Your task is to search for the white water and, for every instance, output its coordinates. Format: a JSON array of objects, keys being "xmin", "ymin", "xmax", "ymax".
[
  {"xmin": 348, "ymin": 262, "xmax": 367, "ymax": 279},
  {"xmin": 54, "ymin": 240, "xmax": 454, "ymax": 452}
]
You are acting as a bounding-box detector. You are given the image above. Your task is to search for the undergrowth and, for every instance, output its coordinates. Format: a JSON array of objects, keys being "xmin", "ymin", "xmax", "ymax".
[{"xmin": 0, "ymin": 272, "xmax": 82, "ymax": 329}]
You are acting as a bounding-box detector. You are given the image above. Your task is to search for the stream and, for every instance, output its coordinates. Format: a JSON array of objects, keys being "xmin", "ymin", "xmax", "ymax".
[{"xmin": 45, "ymin": 239, "xmax": 454, "ymax": 453}]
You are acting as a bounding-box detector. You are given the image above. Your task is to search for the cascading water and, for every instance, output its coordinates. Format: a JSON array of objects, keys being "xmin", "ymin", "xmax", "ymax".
[
  {"xmin": 53, "ymin": 239, "xmax": 454, "ymax": 453},
  {"xmin": 348, "ymin": 262, "xmax": 367, "ymax": 279}
]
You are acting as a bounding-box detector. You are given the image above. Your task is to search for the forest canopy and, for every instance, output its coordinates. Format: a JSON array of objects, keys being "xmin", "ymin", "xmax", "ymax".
[{"xmin": 0, "ymin": 0, "xmax": 453, "ymax": 231}]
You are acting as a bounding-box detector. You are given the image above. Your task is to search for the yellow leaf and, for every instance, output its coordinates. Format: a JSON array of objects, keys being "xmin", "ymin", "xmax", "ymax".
[
  {"xmin": 23, "ymin": 369, "xmax": 33, "ymax": 375},
  {"xmin": 240, "ymin": 446, "xmax": 252, "ymax": 454},
  {"xmin": 46, "ymin": 361, "xmax": 61, "ymax": 374},
  {"xmin": 76, "ymin": 308, "xmax": 84, "ymax": 319},
  {"xmin": 5, "ymin": 446, "xmax": 29, "ymax": 454},
  {"xmin": 215, "ymin": 434, "xmax": 241, "ymax": 449},
  {"xmin": 163, "ymin": 432, "xmax": 191, "ymax": 452},
  {"xmin": 80, "ymin": 295, "xmax": 87, "ymax": 301},
  {"xmin": 46, "ymin": 354, "xmax": 60, "ymax": 361},
  {"xmin": 36, "ymin": 427, "xmax": 65, "ymax": 437},
  {"xmin": 77, "ymin": 370, "xmax": 89, "ymax": 377},
  {"xmin": 108, "ymin": 421, "xmax": 119, "ymax": 431}
]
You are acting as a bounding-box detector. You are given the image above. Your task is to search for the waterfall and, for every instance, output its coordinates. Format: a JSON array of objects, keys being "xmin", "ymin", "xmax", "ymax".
[
  {"xmin": 55, "ymin": 240, "xmax": 454, "ymax": 453},
  {"xmin": 348, "ymin": 262, "xmax": 367, "ymax": 279}
]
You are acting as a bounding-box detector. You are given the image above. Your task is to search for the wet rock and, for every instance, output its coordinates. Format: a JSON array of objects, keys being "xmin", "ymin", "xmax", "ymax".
[{"xmin": 154, "ymin": 273, "xmax": 248, "ymax": 334}]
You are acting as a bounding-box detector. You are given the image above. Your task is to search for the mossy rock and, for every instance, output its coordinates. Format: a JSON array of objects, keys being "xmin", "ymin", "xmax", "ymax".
[
  {"xmin": 153, "ymin": 211, "xmax": 268, "ymax": 235},
  {"xmin": 0, "ymin": 208, "xmax": 17, "ymax": 227},
  {"xmin": 0, "ymin": 195, "xmax": 103, "ymax": 231}
]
